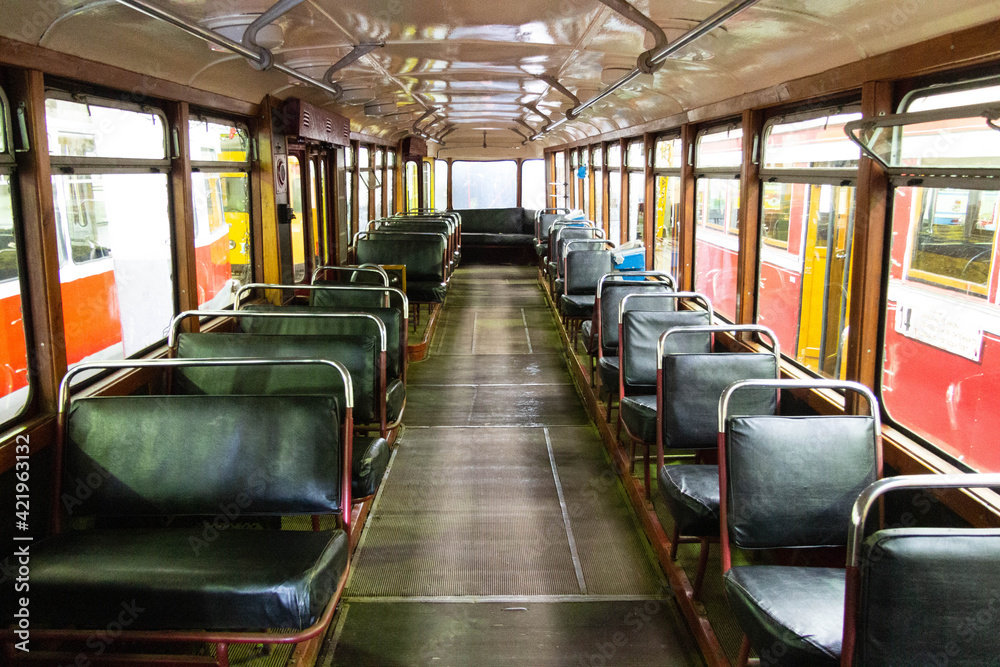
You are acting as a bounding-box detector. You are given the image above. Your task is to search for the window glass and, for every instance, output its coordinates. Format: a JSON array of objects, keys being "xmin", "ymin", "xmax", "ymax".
[
  {"xmin": 422, "ymin": 160, "xmax": 432, "ymax": 210},
  {"xmin": 553, "ymin": 151, "xmax": 566, "ymax": 209},
  {"xmin": 607, "ymin": 144, "xmax": 621, "ymax": 169},
  {"xmin": 593, "ymin": 161, "xmax": 603, "ymax": 225},
  {"xmin": 654, "ymin": 174, "xmax": 681, "ymax": 278},
  {"xmin": 764, "ymin": 113, "xmax": 861, "ymax": 170},
  {"xmin": 608, "ymin": 172, "xmax": 621, "ymax": 244},
  {"xmin": 189, "ymin": 119, "xmax": 249, "ymax": 162},
  {"xmin": 375, "ymin": 147, "xmax": 383, "ymax": 168},
  {"xmin": 311, "ymin": 159, "xmax": 327, "ymax": 266},
  {"xmin": 406, "ymin": 161, "xmax": 418, "ymax": 212},
  {"xmin": 435, "ymin": 159, "xmax": 448, "ymax": 210},
  {"xmin": 694, "ymin": 178, "xmax": 740, "ymax": 320},
  {"xmin": 882, "ymin": 184, "xmax": 1000, "ymax": 471},
  {"xmin": 757, "ymin": 183, "xmax": 856, "ymax": 378},
  {"xmin": 627, "ymin": 140, "xmax": 644, "ymax": 168},
  {"xmin": 387, "ymin": 163, "xmax": 396, "ymax": 215},
  {"xmin": 1, "ymin": 157, "xmax": 31, "ymax": 423},
  {"xmin": 191, "ymin": 172, "xmax": 249, "ymax": 307},
  {"xmin": 452, "ymin": 161, "xmax": 517, "ymax": 209},
  {"xmin": 654, "ymin": 137, "xmax": 683, "ymax": 169},
  {"xmin": 628, "ymin": 171, "xmax": 644, "ymax": 241},
  {"xmin": 189, "ymin": 118, "xmax": 251, "ymax": 309},
  {"xmin": 287, "ymin": 155, "xmax": 306, "ymax": 282},
  {"xmin": 46, "ymin": 98, "xmax": 165, "ymax": 160},
  {"xmin": 696, "ymin": 127, "xmax": 743, "ymax": 169},
  {"xmin": 47, "ymin": 97, "xmax": 173, "ymax": 380},
  {"xmin": 372, "ymin": 163, "xmax": 383, "ymax": 220},
  {"xmin": 358, "ymin": 164, "xmax": 370, "ymax": 227},
  {"xmin": 522, "ymin": 159, "xmax": 545, "ymax": 209}
]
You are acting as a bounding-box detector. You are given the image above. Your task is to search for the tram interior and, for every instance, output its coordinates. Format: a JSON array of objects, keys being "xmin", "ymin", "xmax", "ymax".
[{"xmin": 1, "ymin": 1, "xmax": 1000, "ymax": 666}]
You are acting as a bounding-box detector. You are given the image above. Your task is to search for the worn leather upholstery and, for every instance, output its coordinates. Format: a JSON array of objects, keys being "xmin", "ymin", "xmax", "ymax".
[
  {"xmin": 855, "ymin": 528, "xmax": 1000, "ymax": 666},
  {"xmin": 655, "ymin": 354, "xmax": 777, "ymax": 538},
  {"xmin": 581, "ymin": 320, "xmax": 597, "ymax": 354},
  {"xmin": 13, "ymin": 393, "xmax": 352, "ymax": 633},
  {"xmin": 561, "ymin": 249, "xmax": 612, "ymax": 319},
  {"xmin": 22, "ymin": 528, "xmax": 348, "ymax": 631},
  {"xmin": 724, "ymin": 566, "xmax": 844, "ymax": 667},
  {"xmin": 66, "ymin": 395, "xmax": 344, "ymax": 516},
  {"xmin": 620, "ymin": 394, "xmax": 658, "ymax": 442},
  {"xmin": 535, "ymin": 213, "xmax": 564, "ymax": 256},
  {"xmin": 597, "ymin": 355, "xmax": 620, "ymax": 390},
  {"xmin": 599, "ymin": 281, "xmax": 674, "ymax": 356},
  {"xmin": 622, "ymin": 311, "xmax": 711, "ymax": 394},
  {"xmin": 662, "ymin": 354, "xmax": 777, "ymax": 450},
  {"xmin": 175, "ymin": 333, "xmax": 376, "ymax": 423},
  {"xmin": 658, "ymin": 465, "xmax": 720, "ymax": 536},
  {"xmin": 386, "ymin": 377, "xmax": 406, "ymax": 423},
  {"xmin": 726, "ymin": 416, "xmax": 877, "ymax": 549},
  {"xmin": 240, "ymin": 305, "xmax": 403, "ymax": 381},
  {"xmin": 354, "ymin": 436, "xmax": 390, "ymax": 497},
  {"xmin": 356, "ymin": 233, "xmax": 448, "ymax": 302},
  {"xmin": 454, "ymin": 207, "xmax": 535, "ymax": 247},
  {"xmin": 310, "ymin": 287, "xmax": 397, "ymax": 310},
  {"xmin": 561, "ymin": 294, "xmax": 597, "ymax": 319}
]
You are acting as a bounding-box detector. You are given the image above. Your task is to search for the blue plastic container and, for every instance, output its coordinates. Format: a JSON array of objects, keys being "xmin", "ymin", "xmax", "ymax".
[{"xmin": 613, "ymin": 245, "xmax": 646, "ymax": 279}]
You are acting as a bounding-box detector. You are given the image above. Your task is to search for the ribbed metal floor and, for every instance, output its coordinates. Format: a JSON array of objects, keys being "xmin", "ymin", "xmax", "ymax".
[{"xmin": 324, "ymin": 265, "xmax": 701, "ymax": 666}]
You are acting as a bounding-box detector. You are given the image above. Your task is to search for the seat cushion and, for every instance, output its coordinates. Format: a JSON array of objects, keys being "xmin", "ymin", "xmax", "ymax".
[
  {"xmin": 354, "ymin": 436, "xmax": 389, "ymax": 498},
  {"xmin": 535, "ymin": 241, "xmax": 549, "ymax": 257},
  {"xmin": 657, "ymin": 464, "xmax": 719, "ymax": 537},
  {"xmin": 598, "ymin": 355, "xmax": 620, "ymax": 391},
  {"xmin": 25, "ymin": 528, "xmax": 348, "ymax": 631},
  {"xmin": 561, "ymin": 294, "xmax": 596, "ymax": 319},
  {"xmin": 386, "ymin": 378, "xmax": 406, "ymax": 424},
  {"xmin": 581, "ymin": 320, "xmax": 596, "ymax": 354},
  {"xmin": 554, "ymin": 278, "xmax": 565, "ymax": 297},
  {"xmin": 620, "ymin": 394, "xmax": 657, "ymax": 443},
  {"xmin": 724, "ymin": 566, "xmax": 844, "ymax": 667},
  {"xmin": 407, "ymin": 281, "xmax": 448, "ymax": 303}
]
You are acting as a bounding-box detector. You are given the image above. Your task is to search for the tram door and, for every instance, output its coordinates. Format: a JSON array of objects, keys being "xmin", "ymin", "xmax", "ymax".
[
  {"xmin": 287, "ymin": 145, "xmax": 334, "ymax": 280},
  {"xmin": 797, "ymin": 185, "xmax": 855, "ymax": 377},
  {"xmin": 286, "ymin": 146, "xmax": 307, "ymax": 282},
  {"xmin": 332, "ymin": 145, "xmax": 349, "ymax": 264}
]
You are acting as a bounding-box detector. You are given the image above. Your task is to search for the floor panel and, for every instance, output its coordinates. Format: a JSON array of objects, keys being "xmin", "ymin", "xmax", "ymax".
[
  {"xmin": 329, "ymin": 265, "xmax": 700, "ymax": 666},
  {"xmin": 323, "ymin": 601, "xmax": 701, "ymax": 667}
]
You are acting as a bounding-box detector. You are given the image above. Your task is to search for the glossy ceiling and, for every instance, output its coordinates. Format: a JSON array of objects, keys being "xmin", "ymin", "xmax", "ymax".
[{"xmin": 2, "ymin": 0, "xmax": 997, "ymax": 155}]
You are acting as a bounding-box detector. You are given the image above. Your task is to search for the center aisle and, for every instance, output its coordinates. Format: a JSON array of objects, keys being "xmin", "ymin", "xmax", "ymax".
[{"xmin": 320, "ymin": 266, "xmax": 703, "ymax": 666}]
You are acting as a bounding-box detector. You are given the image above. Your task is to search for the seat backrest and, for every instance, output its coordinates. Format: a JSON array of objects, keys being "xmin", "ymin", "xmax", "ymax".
[
  {"xmin": 537, "ymin": 213, "xmax": 565, "ymax": 241},
  {"xmin": 855, "ymin": 527, "xmax": 1000, "ymax": 666},
  {"xmin": 621, "ymin": 310, "xmax": 711, "ymax": 393},
  {"xmin": 725, "ymin": 414, "xmax": 878, "ymax": 548},
  {"xmin": 240, "ymin": 305, "xmax": 403, "ymax": 381},
  {"xmin": 662, "ymin": 353, "xmax": 777, "ymax": 450},
  {"xmin": 565, "ymin": 246, "xmax": 613, "ymax": 295},
  {"xmin": 174, "ymin": 332, "xmax": 378, "ymax": 424},
  {"xmin": 599, "ymin": 281, "xmax": 674, "ymax": 356},
  {"xmin": 356, "ymin": 233, "xmax": 447, "ymax": 282},
  {"xmin": 64, "ymin": 393, "xmax": 344, "ymax": 517},
  {"xmin": 547, "ymin": 222, "xmax": 589, "ymax": 263},
  {"xmin": 553, "ymin": 227, "xmax": 600, "ymax": 276},
  {"xmin": 312, "ymin": 265, "xmax": 388, "ymax": 286}
]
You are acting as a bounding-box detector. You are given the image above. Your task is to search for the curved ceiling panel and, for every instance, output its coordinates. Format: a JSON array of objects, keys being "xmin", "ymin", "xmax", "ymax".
[{"xmin": 1, "ymin": 0, "xmax": 996, "ymax": 147}]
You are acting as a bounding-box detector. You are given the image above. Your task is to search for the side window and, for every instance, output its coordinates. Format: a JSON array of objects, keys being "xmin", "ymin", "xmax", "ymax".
[
  {"xmin": 46, "ymin": 94, "xmax": 173, "ymax": 383},
  {"xmin": 653, "ymin": 136, "xmax": 682, "ymax": 279},
  {"xmin": 189, "ymin": 116, "xmax": 251, "ymax": 309},
  {"xmin": 756, "ymin": 110, "xmax": 861, "ymax": 378},
  {"xmin": 626, "ymin": 140, "xmax": 644, "ymax": 242},
  {"xmin": 521, "ymin": 159, "xmax": 545, "ymax": 210},
  {"xmin": 853, "ymin": 78, "xmax": 1000, "ymax": 471},
  {"xmin": 0, "ymin": 87, "xmax": 32, "ymax": 425},
  {"xmin": 693, "ymin": 125, "xmax": 742, "ymax": 321}
]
